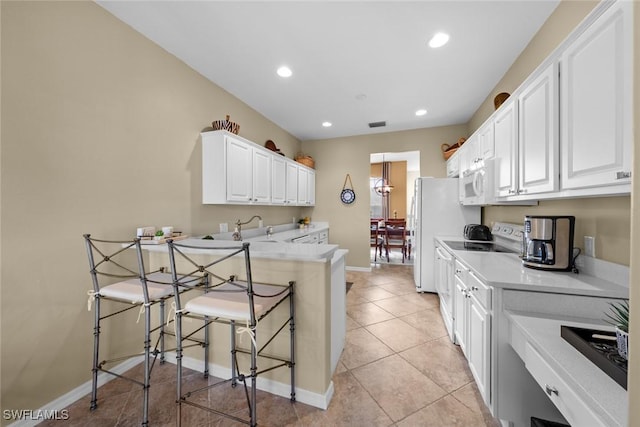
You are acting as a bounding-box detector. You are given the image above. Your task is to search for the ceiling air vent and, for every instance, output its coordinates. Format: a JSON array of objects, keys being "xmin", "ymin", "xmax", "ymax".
[{"xmin": 368, "ymin": 121, "xmax": 386, "ymax": 128}]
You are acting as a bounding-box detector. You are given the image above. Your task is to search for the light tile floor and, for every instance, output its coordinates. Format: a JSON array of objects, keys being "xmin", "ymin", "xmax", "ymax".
[{"xmin": 40, "ymin": 264, "xmax": 499, "ymax": 426}]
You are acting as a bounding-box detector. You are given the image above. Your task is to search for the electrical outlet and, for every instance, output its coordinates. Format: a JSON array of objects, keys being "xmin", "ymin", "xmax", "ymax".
[
  {"xmin": 219, "ymin": 223, "xmax": 228, "ymax": 233},
  {"xmin": 584, "ymin": 236, "xmax": 595, "ymax": 257}
]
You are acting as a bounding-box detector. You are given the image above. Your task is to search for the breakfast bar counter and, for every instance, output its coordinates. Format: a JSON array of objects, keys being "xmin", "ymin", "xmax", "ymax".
[{"xmin": 140, "ymin": 238, "xmax": 347, "ymax": 410}]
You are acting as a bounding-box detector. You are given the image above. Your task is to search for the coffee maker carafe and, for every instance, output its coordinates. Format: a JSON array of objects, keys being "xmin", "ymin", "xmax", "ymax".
[{"xmin": 522, "ymin": 216, "xmax": 575, "ymax": 271}]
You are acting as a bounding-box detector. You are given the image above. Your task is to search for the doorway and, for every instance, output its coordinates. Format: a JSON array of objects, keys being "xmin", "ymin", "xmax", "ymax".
[{"xmin": 370, "ymin": 151, "xmax": 419, "ymax": 264}]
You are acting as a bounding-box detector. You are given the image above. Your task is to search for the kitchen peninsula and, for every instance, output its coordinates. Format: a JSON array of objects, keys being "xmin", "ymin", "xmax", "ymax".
[{"xmin": 141, "ymin": 223, "xmax": 346, "ymax": 410}]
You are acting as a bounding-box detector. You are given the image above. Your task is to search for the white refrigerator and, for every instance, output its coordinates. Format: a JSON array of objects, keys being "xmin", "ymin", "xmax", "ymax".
[{"xmin": 412, "ymin": 177, "xmax": 480, "ymax": 292}]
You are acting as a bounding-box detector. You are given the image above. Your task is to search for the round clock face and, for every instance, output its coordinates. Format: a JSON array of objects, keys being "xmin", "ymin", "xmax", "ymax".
[{"xmin": 341, "ymin": 189, "xmax": 355, "ymax": 204}]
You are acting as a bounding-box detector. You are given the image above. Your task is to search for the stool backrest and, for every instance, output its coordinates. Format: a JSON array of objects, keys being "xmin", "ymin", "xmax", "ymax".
[
  {"xmin": 167, "ymin": 241, "xmax": 257, "ymax": 326},
  {"xmin": 83, "ymin": 234, "xmax": 152, "ymax": 301}
]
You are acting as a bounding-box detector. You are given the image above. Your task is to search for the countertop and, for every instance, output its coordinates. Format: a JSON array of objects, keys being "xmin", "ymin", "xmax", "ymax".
[
  {"xmin": 506, "ymin": 310, "xmax": 627, "ymax": 427},
  {"xmin": 436, "ymin": 237, "xmax": 628, "ymax": 299},
  {"xmin": 142, "ymin": 223, "xmax": 338, "ymax": 262}
]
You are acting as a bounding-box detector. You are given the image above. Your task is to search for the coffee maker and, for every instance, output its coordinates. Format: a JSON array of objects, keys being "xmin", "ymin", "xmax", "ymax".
[{"xmin": 522, "ymin": 215, "xmax": 575, "ymax": 271}]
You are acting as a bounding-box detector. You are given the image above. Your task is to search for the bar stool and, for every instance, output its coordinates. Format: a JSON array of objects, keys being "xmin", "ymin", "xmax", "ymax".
[
  {"xmin": 83, "ymin": 234, "xmax": 205, "ymax": 426},
  {"xmin": 167, "ymin": 240, "xmax": 295, "ymax": 427}
]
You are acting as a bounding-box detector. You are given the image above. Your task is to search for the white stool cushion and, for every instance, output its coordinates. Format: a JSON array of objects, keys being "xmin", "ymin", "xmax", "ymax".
[
  {"xmin": 99, "ymin": 272, "xmax": 173, "ymax": 303},
  {"xmin": 185, "ymin": 282, "xmax": 288, "ymax": 322}
]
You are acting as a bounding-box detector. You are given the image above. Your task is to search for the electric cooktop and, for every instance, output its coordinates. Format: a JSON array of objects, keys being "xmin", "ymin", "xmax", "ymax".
[{"xmin": 442, "ymin": 241, "xmax": 518, "ymax": 253}]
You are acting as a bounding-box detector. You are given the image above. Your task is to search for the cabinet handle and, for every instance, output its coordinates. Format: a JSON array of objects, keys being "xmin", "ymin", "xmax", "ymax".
[
  {"xmin": 455, "ymin": 269, "xmax": 462, "ymax": 274},
  {"xmin": 517, "ymin": 188, "xmax": 527, "ymax": 194},
  {"xmin": 471, "ymin": 286, "xmax": 479, "ymax": 291},
  {"xmin": 616, "ymin": 171, "xmax": 632, "ymax": 180},
  {"xmin": 545, "ymin": 384, "xmax": 559, "ymax": 396},
  {"xmin": 508, "ymin": 189, "xmax": 516, "ymax": 194}
]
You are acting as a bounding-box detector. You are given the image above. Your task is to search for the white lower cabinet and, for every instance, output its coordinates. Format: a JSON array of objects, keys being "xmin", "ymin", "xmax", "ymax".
[
  {"xmin": 467, "ymin": 272, "xmax": 491, "ymax": 406},
  {"xmin": 524, "ymin": 343, "xmax": 606, "ymax": 427},
  {"xmin": 454, "ymin": 259, "xmax": 492, "ymax": 407}
]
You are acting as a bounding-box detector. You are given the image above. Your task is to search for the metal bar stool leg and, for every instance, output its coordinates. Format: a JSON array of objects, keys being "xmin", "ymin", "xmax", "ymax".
[
  {"xmin": 203, "ymin": 315, "xmax": 210, "ymax": 378},
  {"xmin": 289, "ymin": 283, "xmax": 296, "ymax": 401},
  {"xmin": 142, "ymin": 304, "xmax": 151, "ymax": 426},
  {"xmin": 159, "ymin": 300, "xmax": 166, "ymax": 364},
  {"xmin": 175, "ymin": 311, "xmax": 183, "ymax": 427},
  {"xmin": 250, "ymin": 321, "xmax": 257, "ymax": 427},
  {"xmin": 230, "ymin": 320, "xmax": 237, "ymax": 386},
  {"xmin": 90, "ymin": 296, "xmax": 101, "ymax": 411}
]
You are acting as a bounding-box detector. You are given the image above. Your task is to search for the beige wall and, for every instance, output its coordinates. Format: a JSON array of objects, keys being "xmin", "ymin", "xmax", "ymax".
[
  {"xmin": 1, "ymin": 1, "xmax": 305, "ymax": 414},
  {"xmin": 303, "ymin": 125, "xmax": 467, "ymax": 267}
]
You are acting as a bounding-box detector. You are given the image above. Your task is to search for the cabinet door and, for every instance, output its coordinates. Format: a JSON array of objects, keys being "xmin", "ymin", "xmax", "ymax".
[
  {"xmin": 297, "ymin": 166, "xmax": 309, "ymax": 205},
  {"xmin": 468, "ymin": 295, "xmax": 491, "ymax": 405},
  {"xmin": 308, "ymin": 169, "xmax": 316, "ymax": 205},
  {"xmin": 478, "ymin": 121, "xmax": 494, "ymax": 161},
  {"xmin": 560, "ymin": 0, "xmax": 632, "ymax": 190},
  {"xmin": 252, "ymin": 149, "xmax": 271, "ymax": 203},
  {"xmin": 285, "ymin": 161, "xmax": 298, "ymax": 204},
  {"xmin": 493, "ymin": 100, "xmax": 518, "ymax": 198},
  {"xmin": 518, "ymin": 62, "xmax": 559, "ymax": 196},
  {"xmin": 271, "ymin": 155, "xmax": 286, "ymax": 204},
  {"xmin": 454, "ymin": 276, "xmax": 468, "ymax": 354},
  {"xmin": 225, "ymin": 137, "xmax": 253, "ymax": 202}
]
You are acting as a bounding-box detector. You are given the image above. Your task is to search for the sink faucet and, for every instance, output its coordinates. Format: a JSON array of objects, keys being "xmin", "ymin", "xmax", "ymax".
[{"xmin": 233, "ymin": 215, "xmax": 262, "ymax": 241}]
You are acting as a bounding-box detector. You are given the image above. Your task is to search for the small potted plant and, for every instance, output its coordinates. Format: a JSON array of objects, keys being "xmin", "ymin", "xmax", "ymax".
[{"xmin": 604, "ymin": 300, "xmax": 629, "ymax": 360}]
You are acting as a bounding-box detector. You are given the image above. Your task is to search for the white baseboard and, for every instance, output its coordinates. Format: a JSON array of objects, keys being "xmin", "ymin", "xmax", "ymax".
[
  {"xmin": 8, "ymin": 357, "xmax": 143, "ymax": 427},
  {"xmin": 7, "ymin": 353, "xmax": 334, "ymax": 426},
  {"xmin": 346, "ymin": 266, "xmax": 371, "ymax": 272}
]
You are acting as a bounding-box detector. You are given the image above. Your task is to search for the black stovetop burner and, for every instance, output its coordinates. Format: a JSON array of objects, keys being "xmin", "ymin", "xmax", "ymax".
[
  {"xmin": 561, "ymin": 325, "xmax": 627, "ymax": 389},
  {"xmin": 442, "ymin": 240, "xmax": 516, "ymax": 253}
]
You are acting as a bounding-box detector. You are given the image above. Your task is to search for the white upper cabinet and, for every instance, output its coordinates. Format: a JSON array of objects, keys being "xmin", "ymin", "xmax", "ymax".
[
  {"xmin": 477, "ymin": 121, "xmax": 495, "ymax": 163},
  {"xmin": 202, "ymin": 130, "xmax": 315, "ymax": 206},
  {"xmin": 493, "ymin": 99, "xmax": 518, "ymax": 198},
  {"xmin": 271, "ymin": 153, "xmax": 287, "ymax": 205},
  {"xmin": 517, "ymin": 61, "xmax": 559, "ymax": 197},
  {"xmin": 224, "ymin": 137, "xmax": 254, "ymax": 202},
  {"xmin": 560, "ymin": 0, "xmax": 632, "ymax": 192},
  {"xmin": 285, "ymin": 161, "xmax": 298, "ymax": 205},
  {"xmin": 308, "ymin": 169, "xmax": 316, "ymax": 205},
  {"xmin": 252, "ymin": 149, "xmax": 272, "ymax": 203},
  {"xmin": 297, "ymin": 166, "xmax": 310, "ymax": 205}
]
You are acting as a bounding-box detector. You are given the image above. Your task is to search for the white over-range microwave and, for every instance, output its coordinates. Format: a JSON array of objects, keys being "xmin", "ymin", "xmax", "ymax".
[{"xmin": 459, "ymin": 159, "xmax": 496, "ymax": 206}]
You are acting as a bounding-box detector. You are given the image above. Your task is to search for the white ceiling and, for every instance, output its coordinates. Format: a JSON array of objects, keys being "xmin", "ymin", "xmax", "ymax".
[{"xmin": 97, "ymin": 1, "xmax": 560, "ymax": 141}]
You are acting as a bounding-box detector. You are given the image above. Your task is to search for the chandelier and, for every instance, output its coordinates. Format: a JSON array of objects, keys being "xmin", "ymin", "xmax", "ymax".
[{"xmin": 374, "ymin": 157, "xmax": 394, "ymax": 196}]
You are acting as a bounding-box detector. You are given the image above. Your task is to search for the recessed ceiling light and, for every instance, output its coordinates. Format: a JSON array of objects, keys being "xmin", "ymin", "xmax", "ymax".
[
  {"xmin": 428, "ymin": 32, "xmax": 450, "ymax": 48},
  {"xmin": 415, "ymin": 109, "xmax": 428, "ymax": 116},
  {"xmin": 322, "ymin": 121, "xmax": 332, "ymax": 127},
  {"xmin": 277, "ymin": 66, "xmax": 292, "ymax": 78}
]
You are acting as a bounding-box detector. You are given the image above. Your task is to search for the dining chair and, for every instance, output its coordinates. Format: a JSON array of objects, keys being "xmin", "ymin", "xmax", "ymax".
[
  {"xmin": 83, "ymin": 234, "xmax": 206, "ymax": 426},
  {"xmin": 384, "ymin": 219, "xmax": 408, "ymax": 262},
  {"xmin": 167, "ymin": 240, "xmax": 296, "ymax": 427},
  {"xmin": 370, "ymin": 219, "xmax": 384, "ymax": 261}
]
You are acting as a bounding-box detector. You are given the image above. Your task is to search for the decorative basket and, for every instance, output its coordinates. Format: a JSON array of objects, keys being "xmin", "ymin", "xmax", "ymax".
[
  {"xmin": 212, "ymin": 114, "xmax": 240, "ymax": 135},
  {"xmin": 494, "ymin": 92, "xmax": 511, "ymax": 110},
  {"xmin": 441, "ymin": 137, "xmax": 466, "ymax": 160},
  {"xmin": 295, "ymin": 154, "xmax": 315, "ymax": 169}
]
